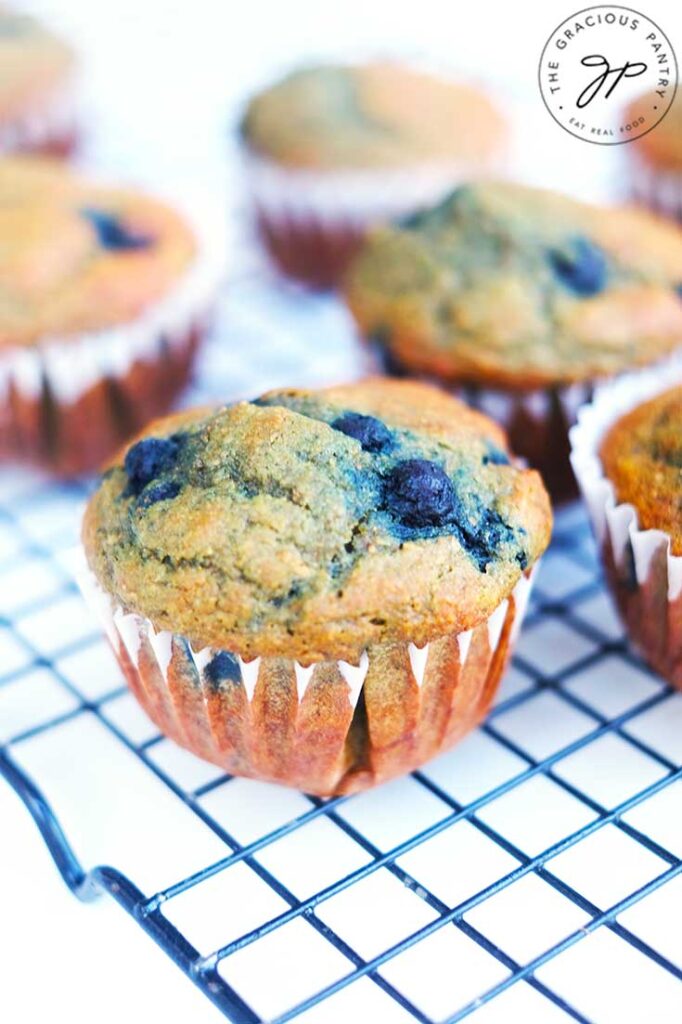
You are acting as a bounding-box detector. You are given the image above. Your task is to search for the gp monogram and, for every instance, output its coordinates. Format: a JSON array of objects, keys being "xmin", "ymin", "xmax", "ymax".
[{"xmin": 539, "ymin": 5, "xmax": 678, "ymax": 144}]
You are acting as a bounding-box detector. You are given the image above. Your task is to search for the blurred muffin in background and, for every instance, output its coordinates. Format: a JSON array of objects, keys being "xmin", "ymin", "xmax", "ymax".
[
  {"xmin": 626, "ymin": 89, "xmax": 682, "ymax": 220},
  {"xmin": 0, "ymin": 6, "xmax": 78, "ymax": 156},
  {"xmin": 344, "ymin": 181, "xmax": 682, "ymax": 500},
  {"xmin": 240, "ymin": 61, "xmax": 506, "ymax": 288},
  {"xmin": 0, "ymin": 158, "xmax": 218, "ymax": 475},
  {"xmin": 571, "ymin": 365, "xmax": 682, "ymax": 689}
]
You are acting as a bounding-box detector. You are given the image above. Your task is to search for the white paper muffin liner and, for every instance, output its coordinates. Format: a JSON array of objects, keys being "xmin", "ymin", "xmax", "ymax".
[
  {"xmin": 240, "ymin": 61, "xmax": 507, "ymax": 286},
  {"xmin": 570, "ymin": 358, "xmax": 682, "ymax": 687},
  {"xmin": 626, "ymin": 149, "xmax": 682, "ymax": 221},
  {"xmin": 455, "ymin": 380, "xmax": 592, "ymax": 433},
  {"xmin": 79, "ymin": 564, "xmax": 535, "ymax": 705},
  {"xmin": 243, "ymin": 149, "xmax": 500, "ymax": 229},
  {"xmin": 77, "ymin": 559, "xmax": 536, "ymax": 793},
  {"xmin": 240, "ymin": 53, "xmax": 509, "ymax": 230},
  {"xmin": 372, "ymin": 337, "xmax": 592, "ymax": 499},
  {"xmin": 0, "ymin": 79, "xmax": 79, "ymax": 155},
  {"xmin": 570, "ymin": 358, "xmax": 682, "ymax": 599}
]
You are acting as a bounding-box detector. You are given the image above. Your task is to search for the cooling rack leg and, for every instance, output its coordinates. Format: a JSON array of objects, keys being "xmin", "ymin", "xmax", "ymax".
[
  {"xmin": 0, "ymin": 748, "xmax": 100, "ymax": 902},
  {"xmin": 0, "ymin": 749, "xmax": 260, "ymax": 1022}
]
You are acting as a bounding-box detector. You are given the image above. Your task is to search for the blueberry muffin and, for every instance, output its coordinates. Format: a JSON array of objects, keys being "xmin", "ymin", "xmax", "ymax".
[
  {"xmin": 0, "ymin": 7, "xmax": 77, "ymax": 156},
  {"xmin": 601, "ymin": 387, "xmax": 682, "ymax": 551},
  {"xmin": 240, "ymin": 61, "xmax": 505, "ymax": 287},
  {"xmin": 625, "ymin": 89, "xmax": 682, "ymax": 220},
  {"xmin": 0, "ymin": 157, "xmax": 217, "ymax": 475},
  {"xmin": 81, "ymin": 378, "xmax": 551, "ymax": 795},
  {"xmin": 345, "ymin": 181, "xmax": 682, "ymax": 499},
  {"xmin": 580, "ymin": 383, "xmax": 682, "ymax": 688}
]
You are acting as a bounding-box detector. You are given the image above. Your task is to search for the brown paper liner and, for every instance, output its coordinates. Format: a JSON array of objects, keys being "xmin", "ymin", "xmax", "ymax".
[
  {"xmin": 376, "ymin": 347, "xmax": 589, "ymax": 503},
  {"xmin": 463, "ymin": 383, "xmax": 583, "ymax": 503},
  {"xmin": 602, "ymin": 540, "xmax": 682, "ymax": 688},
  {"xmin": 243, "ymin": 142, "xmax": 505, "ymax": 290},
  {"xmin": 256, "ymin": 208, "xmax": 364, "ymax": 289},
  {"xmin": 96, "ymin": 582, "xmax": 530, "ymax": 797},
  {"xmin": 626, "ymin": 150, "xmax": 682, "ymax": 222},
  {"xmin": 16, "ymin": 128, "xmax": 78, "ymax": 159},
  {"xmin": 0, "ymin": 324, "xmax": 201, "ymax": 476},
  {"xmin": 0, "ymin": 83, "xmax": 80, "ymax": 159}
]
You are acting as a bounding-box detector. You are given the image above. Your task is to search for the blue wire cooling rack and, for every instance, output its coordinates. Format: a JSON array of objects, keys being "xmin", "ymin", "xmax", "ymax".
[{"xmin": 1, "ymin": 268, "xmax": 681, "ymax": 1024}]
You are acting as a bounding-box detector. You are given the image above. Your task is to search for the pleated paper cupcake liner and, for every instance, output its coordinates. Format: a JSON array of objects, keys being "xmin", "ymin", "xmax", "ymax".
[
  {"xmin": 0, "ymin": 80, "xmax": 79, "ymax": 157},
  {"xmin": 0, "ymin": 212, "xmax": 223, "ymax": 475},
  {"xmin": 78, "ymin": 564, "xmax": 536, "ymax": 796},
  {"xmin": 241, "ymin": 68, "xmax": 510, "ymax": 296},
  {"xmin": 244, "ymin": 149, "xmax": 488, "ymax": 289},
  {"xmin": 453, "ymin": 380, "xmax": 593, "ymax": 502},
  {"xmin": 570, "ymin": 358, "xmax": 682, "ymax": 688}
]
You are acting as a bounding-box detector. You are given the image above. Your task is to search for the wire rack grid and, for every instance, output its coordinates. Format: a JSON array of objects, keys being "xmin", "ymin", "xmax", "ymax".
[{"xmin": 1, "ymin": 253, "xmax": 682, "ymax": 1024}]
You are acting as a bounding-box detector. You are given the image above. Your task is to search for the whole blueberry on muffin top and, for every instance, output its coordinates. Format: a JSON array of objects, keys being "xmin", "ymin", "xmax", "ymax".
[
  {"xmin": 345, "ymin": 182, "xmax": 682, "ymax": 389},
  {"xmin": 84, "ymin": 379, "xmax": 551, "ymax": 664}
]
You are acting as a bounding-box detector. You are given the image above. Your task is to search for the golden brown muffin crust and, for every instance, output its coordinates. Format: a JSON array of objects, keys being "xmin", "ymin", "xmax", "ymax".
[
  {"xmin": 600, "ymin": 386, "xmax": 682, "ymax": 554},
  {"xmin": 241, "ymin": 62, "xmax": 504, "ymax": 170},
  {"xmin": 344, "ymin": 182, "xmax": 682, "ymax": 389},
  {"xmin": 83, "ymin": 379, "xmax": 551, "ymax": 663},
  {"xmin": 0, "ymin": 157, "xmax": 196, "ymax": 349}
]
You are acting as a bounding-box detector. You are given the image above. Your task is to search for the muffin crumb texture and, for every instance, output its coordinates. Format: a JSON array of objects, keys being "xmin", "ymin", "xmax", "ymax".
[
  {"xmin": 345, "ymin": 181, "xmax": 682, "ymax": 388},
  {"xmin": 84, "ymin": 379, "xmax": 551, "ymax": 663},
  {"xmin": 241, "ymin": 62, "xmax": 504, "ymax": 170},
  {"xmin": 0, "ymin": 158, "xmax": 196, "ymax": 349},
  {"xmin": 600, "ymin": 386, "xmax": 682, "ymax": 554}
]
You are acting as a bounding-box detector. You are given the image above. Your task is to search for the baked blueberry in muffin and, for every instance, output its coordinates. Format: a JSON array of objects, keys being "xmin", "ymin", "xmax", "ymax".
[
  {"xmin": 0, "ymin": 157, "xmax": 216, "ymax": 474},
  {"xmin": 240, "ymin": 61, "xmax": 506, "ymax": 287},
  {"xmin": 82, "ymin": 378, "xmax": 551, "ymax": 794},
  {"xmin": 345, "ymin": 181, "xmax": 682, "ymax": 498}
]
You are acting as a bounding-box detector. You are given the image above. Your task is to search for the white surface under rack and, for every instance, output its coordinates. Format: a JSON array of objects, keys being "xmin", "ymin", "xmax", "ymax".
[
  {"xmin": 2, "ymin": 1, "xmax": 682, "ymax": 1020},
  {"xmin": 1, "ymin": 273, "xmax": 681, "ymax": 1023}
]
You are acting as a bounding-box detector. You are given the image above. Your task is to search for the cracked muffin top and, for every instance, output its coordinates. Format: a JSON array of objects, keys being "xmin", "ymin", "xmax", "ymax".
[
  {"xmin": 240, "ymin": 62, "xmax": 504, "ymax": 170},
  {"xmin": 0, "ymin": 7, "xmax": 73, "ymax": 124},
  {"xmin": 83, "ymin": 378, "xmax": 551, "ymax": 664},
  {"xmin": 0, "ymin": 157, "xmax": 196, "ymax": 349},
  {"xmin": 344, "ymin": 182, "xmax": 682, "ymax": 389},
  {"xmin": 600, "ymin": 385, "xmax": 682, "ymax": 554}
]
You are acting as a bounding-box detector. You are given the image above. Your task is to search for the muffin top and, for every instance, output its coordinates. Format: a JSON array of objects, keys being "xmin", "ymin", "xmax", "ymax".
[
  {"xmin": 0, "ymin": 8, "xmax": 73, "ymax": 123},
  {"xmin": 240, "ymin": 62, "xmax": 504, "ymax": 170},
  {"xmin": 626, "ymin": 89, "xmax": 682, "ymax": 171},
  {"xmin": 600, "ymin": 386, "xmax": 682, "ymax": 554},
  {"xmin": 345, "ymin": 182, "xmax": 682, "ymax": 389},
  {"xmin": 83, "ymin": 378, "xmax": 551, "ymax": 664},
  {"xmin": 0, "ymin": 157, "xmax": 196, "ymax": 350}
]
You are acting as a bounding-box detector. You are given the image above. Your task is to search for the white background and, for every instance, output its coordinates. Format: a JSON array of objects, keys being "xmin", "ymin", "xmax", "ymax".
[{"xmin": 1, "ymin": 1, "xmax": 681, "ymax": 1022}]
